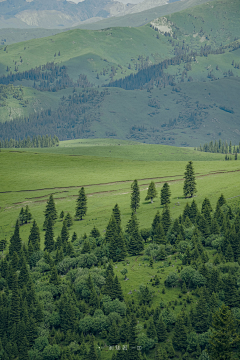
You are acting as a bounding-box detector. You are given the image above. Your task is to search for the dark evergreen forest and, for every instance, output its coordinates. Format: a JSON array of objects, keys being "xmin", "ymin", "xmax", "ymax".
[
  {"xmin": 0, "ymin": 89, "xmax": 109, "ymax": 141},
  {"xmin": 1, "ymin": 186, "xmax": 240, "ymax": 360}
]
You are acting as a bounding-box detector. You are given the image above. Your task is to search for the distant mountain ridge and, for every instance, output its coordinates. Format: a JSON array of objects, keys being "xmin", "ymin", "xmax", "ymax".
[{"xmin": 0, "ymin": 0, "xmax": 182, "ymax": 29}]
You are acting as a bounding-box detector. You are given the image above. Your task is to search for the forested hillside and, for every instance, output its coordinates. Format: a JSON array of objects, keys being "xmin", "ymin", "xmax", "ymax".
[
  {"xmin": 0, "ymin": 0, "xmax": 239, "ymax": 145},
  {"xmin": 1, "ymin": 171, "xmax": 240, "ymax": 360}
]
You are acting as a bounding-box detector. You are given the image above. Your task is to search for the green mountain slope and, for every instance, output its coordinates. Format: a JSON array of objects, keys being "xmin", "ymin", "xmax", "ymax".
[{"xmin": 0, "ymin": 0, "xmax": 239, "ymax": 146}]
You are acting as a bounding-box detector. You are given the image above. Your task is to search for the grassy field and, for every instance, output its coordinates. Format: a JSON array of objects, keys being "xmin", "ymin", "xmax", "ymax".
[{"xmin": 1, "ymin": 144, "xmax": 240, "ymax": 251}]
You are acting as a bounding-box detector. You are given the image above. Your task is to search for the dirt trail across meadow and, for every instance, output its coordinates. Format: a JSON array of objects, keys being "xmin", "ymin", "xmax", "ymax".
[{"xmin": 2, "ymin": 168, "xmax": 240, "ymax": 210}]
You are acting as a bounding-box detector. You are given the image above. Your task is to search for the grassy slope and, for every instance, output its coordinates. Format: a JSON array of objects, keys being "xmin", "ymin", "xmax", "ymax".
[
  {"xmin": 1, "ymin": 146, "xmax": 240, "ymax": 251},
  {"xmin": 22, "ymin": 139, "xmax": 229, "ymax": 161},
  {"xmin": 97, "ymin": 78, "xmax": 240, "ymax": 146},
  {"xmin": 0, "ymin": 26, "xmax": 172, "ymax": 78}
]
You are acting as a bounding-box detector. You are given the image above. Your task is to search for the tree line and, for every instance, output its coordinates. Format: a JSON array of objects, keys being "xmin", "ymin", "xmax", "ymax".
[
  {"xmin": 0, "ymin": 134, "xmax": 59, "ymax": 149},
  {"xmin": 0, "ymin": 63, "xmax": 92, "ymax": 92},
  {"xmin": 197, "ymin": 139, "xmax": 240, "ymax": 155}
]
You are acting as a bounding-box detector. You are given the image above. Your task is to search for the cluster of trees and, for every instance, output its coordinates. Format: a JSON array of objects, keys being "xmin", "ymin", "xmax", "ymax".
[
  {"xmin": 0, "ymin": 89, "xmax": 108, "ymax": 142},
  {"xmin": 1, "ymin": 161, "xmax": 240, "ymax": 359},
  {"xmin": 106, "ymin": 37, "xmax": 240, "ymax": 91},
  {"xmin": 0, "ymin": 63, "xmax": 92, "ymax": 92},
  {"xmin": 1, "ymin": 185, "xmax": 240, "ymax": 359},
  {"xmin": 197, "ymin": 139, "xmax": 240, "ymax": 154},
  {"xmin": 0, "ymin": 135, "xmax": 59, "ymax": 149}
]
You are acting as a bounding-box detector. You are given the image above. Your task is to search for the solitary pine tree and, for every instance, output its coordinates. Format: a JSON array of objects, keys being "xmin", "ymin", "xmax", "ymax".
[
  {"xmin": 160, "ymin": 183, "xmax": 171, "ymax": 205},
  {"xmin": 208, "ymin": 304, "xmax": 239, "ymax": 360},
  {"xmin": 145, "ymin": 181, "xmax": 157, "ymax": 203},
  {"xmin": 131, "ymin": 180, "xmax": 140, "ymax": 213},
  {"xmin": 75, "ymin": 187, "xmax": 87, "ymax": 220},
  {"xmin": 183, "ymin": 161, "xmax": 197, "ymax": 198}
]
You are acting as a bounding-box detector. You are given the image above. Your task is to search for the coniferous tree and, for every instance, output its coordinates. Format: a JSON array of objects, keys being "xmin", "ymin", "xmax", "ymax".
[
  {"xmin": 225, "ymin": 244, "xmax": 234, "ymax": 262},
  {"xmin": 90, "ymin": 226, "xmax": 101, "ymax": 238},
  {"xmin": 44, "ymin": 216, "xmax": 55, "ymax": 252},
  {"xmin": 128, "ymin": 226, "xmax": 144, "ymax": 256},
  {"xmin": 61, "ymin": 220, "xmax": 69, "ymax": 244},
  {"xmin": 127, "ymin": 315, "xmax": 140, "ymax": 360},
  {"xmin": 216, "ymin": 194, "xmax": 226, "ymax": 208},
  {"xmin": 65, "ymin": 212, "xmax": 73, "ymax": 227},
  {"xmin": 18, "ymin": 255, "xmax": 29, "ymax": 288},
  {"xmin": 161, "ymin": 205, "xmax": 171, "ymax": 234},
  {"xmin": 156, "ymin": 316, "xmax": 167, "ymax": 342},
  {"xmin": 88, "ymin": 335, "xmax": 98, "ymax": 360},
  {"xmin": 194, "ymin": 290, "xmax": 209, "ymax": 333},
  {"xmin": 172, "ymin": 313, "xmax": 187, "ymax": 352},
  {"xmin": 75, "ymin": 187, "xmax": 87, "ymax": 220},
  {"xmin": 189, "ymin": 199, "xmax": 198, "ymax": 223},
  {"xmin": 112, "ymin": 275, "xmax": 124, "ymax": 300},
  {"xmin": 9, "ymin": 220, "xmax": 22, "ymax": 256},
  {"xmin": 145, "ymin": 181, "xmax": 157, "ymax": 203},
  {"xmin": 71, "ymin": 231, "xmax": 77, "ymax": 243},
  {"xmin": 201, "ymin": 198, "xmax": 213, "ymax": 213},
  {"xmin": 208, "ymin": 304, "xmax": 239, "ymax": 360},
  {"xmin": 112, "ymin": 203, "xmax": 121, "ymax": 227},
  {"xmin": 60, "ymin": 210, "xmax": 64, "ymax": 221},
  {"xmin": 182, "ymin": 203, "xmax": 190, "ymax": 221},
  {"xmin": 28, "ymin": 220, "xmax": 40, "ymax": 251},
  {"xmin": 9, "ymin": 273, "xmax": 20, "ymax": 330},
  {"xmin": 44, "ymin": 194, "xmax": 57, "ymax": 226},
  {"xmin": 160, "ymin": 183, "xmax": 171, "ymax": 205},
  {"xmin": 131, "ymin": 179, "xmax": 140, "ymax": 213},
  {"xmin": 24, "ymin": 205, "xmax": 32, "ymax": 224},
  {"xmin": 183, "ymin": 161, "xmax": 197, "ymax": 198},
  {"xmin": 108, "ymin": 321, "xmax": 119, "ymax": 345},
  {"xmin": 151, "ymin": 211, "xmax": 161, "ymax": 239},
  {"xmin": 224, "ymin": 274, "xmax": 239, "ymax": 307},
  {"xmin": 81, "ymin": 239, "xmax": 91, "ymax": 254},
  {"xmin": 146, "ymin": 317, "xmax": 157, "ymax": 340},
  {"xmin": 119, "ymin": 318, "xmax": 129, "ymax": 343},
  {"xmin": 154, "ymin": 223, "xmax": 166, "ymax": 245},
  {"xmin": 49, "ymin": 265, "xmax": 60, "ymax": 286}
]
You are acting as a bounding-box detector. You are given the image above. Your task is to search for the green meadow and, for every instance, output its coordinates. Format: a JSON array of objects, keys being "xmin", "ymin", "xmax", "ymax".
[{"xmin": 1, "ymin": 142, "xmax": 240, "ymax": 250}]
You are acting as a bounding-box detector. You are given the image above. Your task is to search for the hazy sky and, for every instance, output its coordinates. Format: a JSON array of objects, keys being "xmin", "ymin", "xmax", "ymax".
[{"xmin": 67, "ymin": 0, "xmax": 144, "ymax": 4}]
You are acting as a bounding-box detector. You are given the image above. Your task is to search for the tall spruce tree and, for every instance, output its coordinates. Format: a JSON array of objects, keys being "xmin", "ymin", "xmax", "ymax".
[
  {"xmin": 189, "ymin": 199, "xmax": 198, "ymax": 223},
  {"xmin": 131, "ymin": 180, "xmax": 140, "ymax": 213},
  {"xmin": 156, "ymin": 316, "xmax": 167, "ymax": 342},
  {"xmin": 127, "ymin": 315, "xmax": 140, "ymax": 360},
  {"xmin": 44, "ymin": 194, "xmax": 57, "ymax": 227},
  {"xmin": 161, "ymin": 205, "xmax": 171, "ymax": 234},
  {"xmin": 160, "ymin": 183, "xmax": 171, "ymax": 205},
  {"xmin": 145, "ymin": 181, "xmax": 157, "ymax": 203},
  {"xmin": 172, "ymin": 313, "xmax": 187, "ymax": 352},
  {"xmin": 75, "ymin": 187, "xmax": 87, "ymax": 220},
  {"xmin": 44, "ymin": 217, "xmax": 55, "ymax": 252},
  {"xmin": 208, "ymin": 304, "xmax": 239, "ymax": 360},
  {"xmin": 154, "ymin": 223, "xmax": 166, "ymax": 245},
  {"xmin": 183, "ymin": 161, "xmax": 197, "ymax": 198},
  {"xmin": 128, "ymin": 226, "xmax": 144, "ymax": 256},
  {"xmin": 151, "ymin": 211, "xmax": 161, "ymax": 239},
  {"xmin": 28, "ymin": 220, "xmax": 40, "ymax": 251},
  {"xmin": 9, "ymin": 220, "xmax": 22, "ymax": 257}
]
